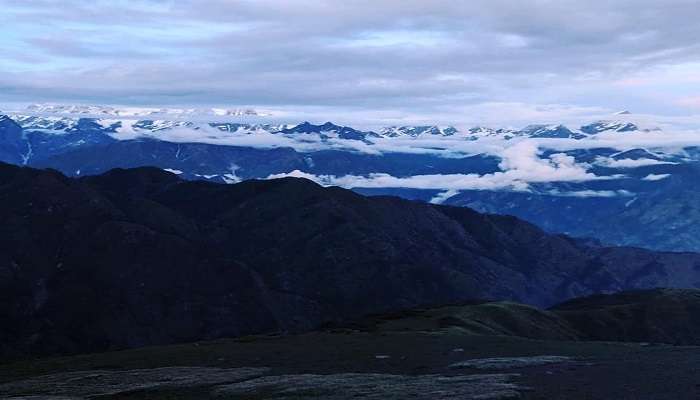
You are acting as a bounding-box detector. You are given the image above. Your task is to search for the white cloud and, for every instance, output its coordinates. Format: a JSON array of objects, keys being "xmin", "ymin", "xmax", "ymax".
[
  {"xmin": 3, "ymin": 1, "xmax": 700, "ymax": 120},
  {"xmin": 642, "ymin": 173, "xmax": 671, "ymax": 181},
  {"xmin": 429, "ymin": 189, "xmax": 461, "ymax": 204},
  {"xmin": 76, "ymin": 112, "xmax": 700, "ymax": 161},
  {"xmin": 496, "ymin": 142, "xmax": 600, "ymax": 183},
  {"xmin": 546, "ymin": 189, "xmax": 634, "ymax": 198},
  {"xmin": 265, "ymin": 141, "xmax": 618, "ymax": 192},
  {"xmin": 594, "ymin": 156, "xmax": 676, "ymax": 168}
]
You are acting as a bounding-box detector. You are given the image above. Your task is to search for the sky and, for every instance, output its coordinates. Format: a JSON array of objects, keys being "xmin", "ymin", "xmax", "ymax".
[{"xmin": 2, "ymin": 0, "xmax": 700, "ymax": 126}]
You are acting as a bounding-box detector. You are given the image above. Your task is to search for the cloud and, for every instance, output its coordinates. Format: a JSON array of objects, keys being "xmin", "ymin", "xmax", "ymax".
[
  {"xmin": 2, "ymin": 1, "xmax": 700, "ymax": 122},
  {"xmin": 594, "ymin": 157, "xmax": 676, "ymax": 168},
  {"xmin": 5, "ymin": 105, "xmax": 700, "ymax": 160},
  {"xmin": 642, "ymin": 173, "xmax": 671, "ymax": 181},
  {"xmin": 546, "ymin": 189, "xmax": 634, "ymax": 198},
  {"xmin": 265, "ymin": 141, "xmax": 618, "ymax": 192},
  {"xmin": 430, "ymin": 189, "xmax": 460, "ymax": 204},
  {"xmin": 677, "ymin": 96, "xmax": 700, "ymax": 109},
  {"xmin": 496, "ymin": 142, "xmax": 599, "ymax": 183}
]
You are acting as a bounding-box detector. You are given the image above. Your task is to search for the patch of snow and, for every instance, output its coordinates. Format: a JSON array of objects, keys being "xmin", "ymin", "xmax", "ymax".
[
  {"xmin": 19, "ymin": 140, "xmax": 32, "ymax": 165},
  {"xmin": 221, "ymin": 164, "xmax": 242, "ymax": 184}
]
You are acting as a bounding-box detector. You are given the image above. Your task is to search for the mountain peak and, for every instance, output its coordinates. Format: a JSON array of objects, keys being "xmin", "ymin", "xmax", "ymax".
[
  {"xmin": 519, "ymin": 124, "xmax": 581, "ymax": 139},
  {"xmin": 320, "ymin": 121, "xmax": 343, "ymax": 130},
  {"xmin": 23, "ymin": 103, "xmax": 269, "ymax": 118},
  {"xmin": 580, "ymin": 120, "xmax": 639, "ymax": 134},
  {"xmin": 280, "ymin": 121, "xmax": 369, "ymax": 140},
  {"xmin": 0, "ymin": 114, "xmax": 22, "ymax": 130}
]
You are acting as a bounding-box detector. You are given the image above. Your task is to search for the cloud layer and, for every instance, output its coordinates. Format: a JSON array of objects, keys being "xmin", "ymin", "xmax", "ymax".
[
  {"xmin": 3, "ymin": 1, "xmax": 700, "ymax": 124},
  {"xmin": 266, "ymin": 141, "xmax": 620, "ymax": 197}
]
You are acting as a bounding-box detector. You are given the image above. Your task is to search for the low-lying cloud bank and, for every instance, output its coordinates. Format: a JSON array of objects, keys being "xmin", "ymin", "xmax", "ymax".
[
  {"xmin": 6, "ymin": 111, "xmax": 697, "ymax": 195},
  {"xmin": 266, "ymin": 141, "xmax": 625, "ymax": 201},
  {"xmin": 91, "ymin": 116, "xmax": 700, "ymax": 162},
  {"xmin": 594, "ymin": 157, "xmax": 676, "ymax": 169}
]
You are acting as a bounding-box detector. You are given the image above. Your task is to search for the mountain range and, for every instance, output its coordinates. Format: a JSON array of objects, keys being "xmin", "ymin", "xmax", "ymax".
[
  {"xmin": 1, "ymin": 105, "xmax": 700, "ymax": 253},
  {"xmin": 2, "ymin": 162, "xmax": 700, "ymax": 358}
]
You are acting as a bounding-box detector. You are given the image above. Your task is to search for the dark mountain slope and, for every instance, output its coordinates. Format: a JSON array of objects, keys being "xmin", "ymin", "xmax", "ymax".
[
  {"xmin": 552, "ymin": 288, "xmax": 700, "ymax": 345},
  {"xmin": 2, "ymin": 162, "xmax": 700, "ymax": 358},
  {"xmin": 0, "ymin": 116, "xmax": 28, "ymax": 165},
  {"xmin": 354, "ymin": 288, "xmax": 700, "ymax": 346}
]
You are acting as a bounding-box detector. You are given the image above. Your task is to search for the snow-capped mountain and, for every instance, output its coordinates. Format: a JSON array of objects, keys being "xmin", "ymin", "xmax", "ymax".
[
  {"xmin": 0, "ymin": 109, "xmax": 686, "ymax": 182},
  {"xmin": 1, "ymin": 108, "xmax": 700, "ymax": 254},
  {"xmin": 11, "ymin": 115, "xmax": 80, "ymax": 131},
  {"xmin": 379, "ymin": 125, "xmax": 459, "ymax": 137},
  {"xmin": 23, "ymin": 103, "xmax": 269, "ymax": 118},
  {"xmin": 581, "ymin": 120, "xmax": 641, "ymax": 134},
  {"xmin": 208, "ymin": 122, "xmax": 295, "ymax": 134},
  {"xmin": 463, "ymin": 126, "xmax": 520, "ymax": 140},
  {"xmin": 5, "ymin": 103, "xmax": 665, "ymax": 143},
  {"xmin": 519, "ymin": 124, "xmax": 586, "ymax": 139},
  {"xmin": 281, "ymin": 122, "xmax": 379, "ymax": 140}
]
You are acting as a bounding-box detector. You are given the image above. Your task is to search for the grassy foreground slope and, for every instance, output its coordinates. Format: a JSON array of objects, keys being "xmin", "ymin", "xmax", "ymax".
[{"xmin": 2, "ymin": 289, "xmax": 700, "ymax": 400}]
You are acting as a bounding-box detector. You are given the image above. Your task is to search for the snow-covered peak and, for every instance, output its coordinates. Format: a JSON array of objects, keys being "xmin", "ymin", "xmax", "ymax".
[
  {"xmin": 379, "ymin": 125, "xmax": 458, "ymax": 138},
  {"xmin": 130, "ymin": 119, "xmax": 197, "ymax": 132},
  {"xmin": 209, "ymin": 123, "xmax": 293, "ymax": 134},
  {"xmin": 0, "ymin": 114, "xmax": 24, "ymax": 130},
  {"xmin": 580, "ymin": 120, "xmax": 639, "ymax": 134},
  {"xmin": 281, "ymin": 122, "xmax": 374, "ymax": 140},
  {"xmin": 467, "ymin": 126, "xmax": 519, "ymax": 139},
  {"xmin": 24, "ymin": 103, "xmax": 270, "ymax": 118},
  {"xmin": 12, "ymin": 115, "xmax": 79, "ymax": 131},
  {"xmin": 518, "ymin": 124, "xmax": 585, "ymax": 139},
  {"xmin": 26, "ymin": 104, "xmax": 118, "ymax": 115},
  {"xmin": 580, "ymin": 110, "xmax": 668, "ymax": 134}
]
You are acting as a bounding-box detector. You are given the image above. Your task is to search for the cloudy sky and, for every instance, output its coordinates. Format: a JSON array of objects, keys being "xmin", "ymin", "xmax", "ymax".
[{"xmin": 3, "ymin": 0, "xmax": 700, "ymax": 125}]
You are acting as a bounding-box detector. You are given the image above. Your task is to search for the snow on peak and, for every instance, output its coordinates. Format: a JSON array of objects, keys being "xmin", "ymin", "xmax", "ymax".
[
  {"xmin": 580, "ymin": 120, "xmax": 639, "ymax": 134},
  {"xmin": 24, "ymin": 103, "xmax": 270, "ymax": 118},
  {"xmin": 379, "ymin": 125, "xmax": 458, "ymax": 137},
  {"xmin": 518, "ymin": 124, "xmax": 585, "ymax": 139},
  {"xmin": 12, "ymin": 115, "xmax": 79, "ymax": 131}
]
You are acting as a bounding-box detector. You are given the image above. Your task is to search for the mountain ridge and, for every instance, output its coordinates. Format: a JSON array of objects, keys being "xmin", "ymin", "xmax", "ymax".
[
  {"xmin": 2, "ymin": 162, "xmax": 700, "ymax": 358},
  {"xmin": 2, "ymin": 111, "xmax": 700, "ymax": 254}
]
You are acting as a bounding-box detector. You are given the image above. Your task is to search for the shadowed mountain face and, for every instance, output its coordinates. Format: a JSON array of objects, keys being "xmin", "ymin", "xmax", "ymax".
[
  {"xmin": 551, "ymin": 288, "xmax": 700, "ymax": 345},
  {"xmin": 2, "ymin": 162, "xmax": 700, "ymax": 358},
  {"xmin": 0, "ymin": 116, "xmax": 28, "ymax": 165},
  {"xmin": 357, "ymin": 288, "xmax": 700, "ymax": 346}
]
